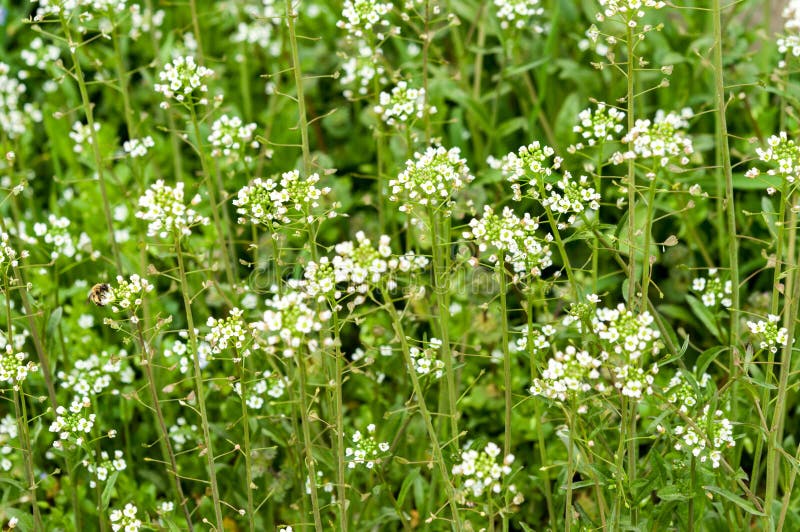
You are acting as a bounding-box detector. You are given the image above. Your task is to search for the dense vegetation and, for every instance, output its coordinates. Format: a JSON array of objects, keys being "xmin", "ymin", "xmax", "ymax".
[{"xmin": 1, "ymin": 0, "xmax": 800, "ymax": 530}]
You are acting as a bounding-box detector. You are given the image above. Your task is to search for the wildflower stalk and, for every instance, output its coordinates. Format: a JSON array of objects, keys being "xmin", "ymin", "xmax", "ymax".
[
  {"xmin": 565, "ymin": 411, "xmax": 575, "ymax": 532},
  {"xmin": 766, "ymin": 193, "xmax": 799, "ymax": 517},
  {"xmin": 752, "ymin": 178, "xmax": 790, "ymax": 497},
  {"xmin": 382, "ymin": 293, "xmax": 463, "ymax": 528},
  {"xmin": 711, "ymin": 0, "xmax": 740, "ymax": 373},
  {"xmin": 0, "ymin": 167, "xmax": 57, "ymax": 410},
  {"xmin": 497, "ymin": 261, "xmax": 512, "ymax": 457},
  {"xmin": 174, "ymin": 235, "xmax": 225, "ymax": 530},
  {"xmin": 624, "ymin": 25, "xmax": 638, "ymax": 307},
  {"xmin": 330, "ymin": 307, "xmax": 348, "ymax": 532},
  {"xmin": 534, "ymin": 180, "xmax": 578, "ymax": 298},
  {"xmin": 526, "ymin": 290, "xmax": 555, "ymax": 526},
  {"xmin": 236, "ymin": 351, "xmax": 256, "ymax": 532},
  {"xmin": 189, "ymin": 0, "xmax": 206, "ymax": 65},
  {"xmin": 640, "ymin": 166, "xmax": 659, "ymax": 314},
  {"xmin": 58, "ymin": 19, "xmax": 123, "ymax": 272},
  {"xmin": 428, "ymin": 208, "xmax": 459, "ymax": 448},
  {"xmin": 12, "ymin": 388, "xmax": 41, "ymax": 529},
  {"xmin": 187, "ymin": 103, "xmax": 237, "ymax": 288},
  {"xmin": 4, "ymin": 273, "xmax": 42, "ymax": 530},
  {"xmin": 285, "ymin": 0, "xmax": 313, "ymax": 175},
  {"xmin": 294, "ymin": 348, "xmax": 324, "ymax": 532},
  {"xmin": 134, "ymin": 323, "xmax": 195, "ymax": 530}
]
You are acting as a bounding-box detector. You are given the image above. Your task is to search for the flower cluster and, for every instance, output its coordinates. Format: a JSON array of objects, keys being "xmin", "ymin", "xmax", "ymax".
[
  {"xmin": 1, "ymin": 415, "xmax": 18, "ymax": 472},
  {"xmin": 540, "ymin": 172, "xmax": 601, "ymax": 227},
  {"xmin": 304, "ymin": 232, "xmax": 428, "ymax": 301},
  {"xmin": 21, "ymin": 37, "xmax": 61, "ymax": 71},
  {"xmin": 746, "ymin": 314, "xmax": 790, "ymax": 354},
  {"xmin": 612, "ymin": 363, "xmax": 658, "ymax": 399},
  {"xmin": 136, "ymin": 180, "xmax": 209, "ymax": 239},
  {"xmin": 1, "ymin": 63, "xmax": 39, "ymax": 140},
  {"xmin": 671, "ymin": 405, "xmax": 735, "ymax": 469},
  {"xmin": 208, "ymin": 115, "xmax": 259, "ymax": 159},
  {"xmin": 664, "ymin": 370, "xmax": 711, "ymax": 414},
  {"xmin": 205, "ymin": 308, "xmax": 257, "ymax": 358},
  {"xmin": 234, "ymin": 370, "xmax": 288, "ymax": 410},
  {"xmin": 84, "ymin": 450, "xmax": 127, "ymax": 488},
  {"xmin": 337, "ymin": 0, "xmax": 394, "ymax": 40},
  {"xmin": 109, "ymin": 503, "xmax": 142, "ymax": 532},
  {"xmin": 164, "ymin": 334, "xmax": 212, "ymax": 375},
  {"xmin": 778, "ymin": 35, "xmax": 800, "ymax": 60},
  {"xmin": 56, "ymin": 350, "xmax": 134, "ymax": 396},
  {"xmin": 254, "ymin": 290, "xmax": 331, "ymax": 358},
  {"xmin": 592, "ymin": 303, "xmax": 663, "ymax": 362},
  {"xmin": 49, "ymin": 395, "xmax": 97, "ymax": 448},
  {"xmin": 408, "ymin": 337, "xmax": 445, "ymax": 378},
  {"xmin": 154, "ymin": 55, "xmax": 214, "ymax": 107},
  {"xmin": 233, "ymin": 171, "xmax": 333, "ymax": 227},
  {"xmin": 512, "ymin": 324, "xmax": 556, "ymax": 356},
  {"xmin": 168, "ymin": 416, "xmax": 199, "ymax": 451},
  {"xmin": 493, "ymin": 0, "xmax": 545, "ymax": 33},
  {"xmin": 345, "ymin": 423, "xmax": 390, "ymax": 469},
  {"xmin": 451, "ymin": 442, "xmax": 521, "ymax": 502},
  {"xmin": 615, "ymin": 108, "xmax": 694, "ymax": 167},
  {"xmin": 464, "ymin": 206, "xmax": 553, "ymax": 278},
  {"xmin": 691, "ymin": 268, "xmax": 733, "ymax": 309},
  {"xmin": 123, "ymin": 136, "xmax": 155, "ymax": 158},
  {"xmin": 596, "ymin": 0, "xmax": 665, "ymax": 25},
  {"xmin": 374, "ymin": 81, "xmax": 434, "ymax": 127},
  {"xmin": 530, "ymin": 346, "xmax": 607, "ymax": 402},
  {"xmin": 492, "ymin": 142, "xmax": 563, "ymax": 201},
  {"xmin": 745, "ymin": 132, "xmax": 800, "ymax": 184},
  {"xmin": 69, "ymin": 121, "xmax": 100, "ymax": 154},
  {"xmin": 0, "ymin": 232, "xmax": 27, "ymax": 276},
  {"xmin": 569, "ymin": 102, "xmax": 625, "ymax": 152},
  {"xmin": 129, "ymin": 4, "xmax": 166, "ymax": 41},
  {"xmin": 340, "ymin": 43, "xmax": 387, "ymax": 99},
  {"xmin": 108, "ymin": 274, "xmax": 155, "ymax": 314},
  {"xmin": 33, "ymin": 215, "xmax": 79, "ymax": 260},
  {"xmin": 785, "ymin": 0, "xmax": 800, "ymax": 33},
  {"xmin": 0, "ymin": 346, "xmax": 38, "ymax": 390},
  {"xmin": 389, "ymin": 145, "xmax": 474, "ymax": 212}
]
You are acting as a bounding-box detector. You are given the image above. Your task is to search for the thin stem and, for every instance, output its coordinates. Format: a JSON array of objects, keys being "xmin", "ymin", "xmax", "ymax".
[
  {"xmin": 766, "ymin": 193, "xmax": 799, "ymax": 517},
  {"xmin": 174, "ymin": 235, "xmax": 225, "ymax": 530},
  {"xmin": 60, "ymin": 19, "xmax": 123, "ymax": 272},
  {"xmin": 382, "ymin": 288, "xmax": 463, "ymax": 528},
  {"xmin": 295, "ymin": 347, "xmax": 324, "ymax": 532},
  {"xmin": 331, "ymin": 307, "xmax": 348, "ymax": 532},
  {"xmin": 498, "ymin": 262, "xmax": 512, "ymax": 458},
  {"xmin": 428, "ymin": 208, "xmax": 459, "ymax": 448},
  {"xmin": 237, "ymin": 354, "xmax": 256, "ymax": 532},
  {"xmin": 285, "ymin": 0, "xmax": 313, "ymax": 174},
  {"xmin": 640, "ymin": 171, "xmax": 658, "ymax": 312},
  {"xmin": 625, "ymin": 25, "xmax": 637, "ymax": 306}
]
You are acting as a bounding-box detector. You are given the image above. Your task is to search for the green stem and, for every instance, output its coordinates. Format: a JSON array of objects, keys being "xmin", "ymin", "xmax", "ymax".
[
  {"xmin": 295, "ymin": 347, "xmax": 324, "ymax": 532},
  {"xmin": 625, "ymin": 25, "xmax": 637, "ymax": 307},
  {"xmin": 188, "ymin": 103, "xmax": 237, "ymax": 289},
  {"xmin": 640, "ymin": 171, "xmax": 658, "ymax": 309},
  {"xmin": 331, "ymin": 307, "xmax": 348, "ymax": 532},
  {"xmin": 428, "ymin": 208, "xmax": 459, "ymax": 448},
  {"xmin": 766, "ymin": 193, "xmax": 799, "ymax": 518},
  {"xmin": 382, "ymin": 288, "xmax": 463, "ymax": 528},
  {"xmin": 498, "ymin": 262, "xmax": 512, "ymax": 457},
  {"xmin": 237, "ymin": 354, "xmax": 256, "ymax": 532},
  {"xmin": 61, "ymin": 19, "xmax": 123, "ymax": 272},
  {"xmin": 135, "ymin": 323, "xmax": 195, "ymax": 530},
  {"xmin": 285, "ymin": 0, "xmax": 313, "ymax": 175},
  {"xmin": 174, "ymin": 235, "xmax": 225, "ymax": 530}
]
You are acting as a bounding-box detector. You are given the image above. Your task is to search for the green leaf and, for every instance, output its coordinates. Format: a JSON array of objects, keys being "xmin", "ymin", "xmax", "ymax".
[
  {"xmin": 761, "ymin": 197, "xmax": 778, "ymax": 241},
  {"xmin": 4, "ymin": 508, "xmax": 34, "ymax": 532},
  {"xmin": 696, "ymin": 346, "xmax": 727, "ymax": 376},
  {"xmin": 101, "ymin": 471, "xmax": 120, "ymax": 509},
  {"xmin": 703, "ymin": 485, "xmax": 766, "ymax": 516},
  {"xmin": 396, "ymin": 468, "xmax": 419, "ymax": 507},
  {"xmin": 686, "ymin": 295, "xmax": 724, "ymax": 343}
]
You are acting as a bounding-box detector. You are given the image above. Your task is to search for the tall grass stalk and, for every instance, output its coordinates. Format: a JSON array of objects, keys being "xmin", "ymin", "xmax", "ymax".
[{"xmin": 174, "ymin": 235, "xmax": 225, "ymax": 530}]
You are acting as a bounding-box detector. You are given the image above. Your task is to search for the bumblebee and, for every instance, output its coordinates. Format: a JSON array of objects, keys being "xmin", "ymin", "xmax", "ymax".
[{"xmin": 88, "ymin": 283, "xmax": 113, "ymax": 307}]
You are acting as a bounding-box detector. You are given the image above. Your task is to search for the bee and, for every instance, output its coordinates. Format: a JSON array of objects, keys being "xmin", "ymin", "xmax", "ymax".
[{"xmin": 88, "ymin": 283, "xmax": 113, "ymax": 307}]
